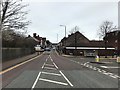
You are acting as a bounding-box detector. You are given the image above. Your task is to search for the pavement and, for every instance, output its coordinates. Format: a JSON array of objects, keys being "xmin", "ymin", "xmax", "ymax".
[
  {"xmin": 1, "ymin": 50, "xmax": 120, "ymax": 89},
  {"xmin": 2, "ymin": 52, "xmax": 40, "ymax": 70}
]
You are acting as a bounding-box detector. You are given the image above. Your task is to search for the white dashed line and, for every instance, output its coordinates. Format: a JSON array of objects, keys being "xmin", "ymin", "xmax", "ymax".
[
  {"xmin": 65, "ymin": 58, "xmax": 120, "ymax": 80},
  {"xmin": 100, "ymin": 66, "xmax": 120, "ymax": 68}
]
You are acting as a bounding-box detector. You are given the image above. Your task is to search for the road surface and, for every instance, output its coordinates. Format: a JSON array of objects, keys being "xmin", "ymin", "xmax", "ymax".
[{"xmin": 1, "ymin": 50, "xmax": 120, "ymax": 89}]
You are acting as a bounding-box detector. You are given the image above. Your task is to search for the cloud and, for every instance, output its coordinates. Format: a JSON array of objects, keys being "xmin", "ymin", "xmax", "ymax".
[{"xmin": 26, "ymin": 1, "xmax": 118, "ymax": 43}]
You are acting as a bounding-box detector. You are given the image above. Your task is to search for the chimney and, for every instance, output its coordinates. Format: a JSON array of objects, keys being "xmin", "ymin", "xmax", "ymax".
[
  {"xmin": 28, "ymin": 35, "xmax": 31, "ymax": 37},
  {"xmin": 33, "ymin": 33, "xmax": 37, "ymax": 37}
]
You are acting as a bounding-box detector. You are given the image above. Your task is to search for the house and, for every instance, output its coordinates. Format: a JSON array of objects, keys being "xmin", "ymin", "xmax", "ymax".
[
  {"xmin": 104, "ymin": 30, "xmax": 120, "ymax": 56},
  {"xmin": 32, "ymin": 33, "xmax": 47, "ymax": 49},
  {"xmin": 59, "ymin": 31, "xmax": 115, "ymax": 56}
]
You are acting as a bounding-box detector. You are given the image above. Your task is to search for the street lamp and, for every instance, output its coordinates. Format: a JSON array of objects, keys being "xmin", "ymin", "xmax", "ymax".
[
  {"xmin": 60, "ymin": 25, "xmax": 67, "ymax": 54},
  {"xmin": 60, "ymin": 25, "xmax": 66, "ymax": 38}
]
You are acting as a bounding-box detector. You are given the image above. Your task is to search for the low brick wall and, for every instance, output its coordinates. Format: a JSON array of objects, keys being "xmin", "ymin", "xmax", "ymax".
[{"xmin": 2, "ymin": 48, "xmax": 35, "ymax": 62}]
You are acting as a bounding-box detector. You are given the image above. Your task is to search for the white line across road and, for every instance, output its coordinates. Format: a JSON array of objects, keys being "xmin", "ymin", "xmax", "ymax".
[
  {"xmin": 45, "ymin": 64, "xmax": 54, "ymax": 67},
  {"xmin": 42, "ymin": 71, "xmax": 61, "ymax": 76},
  {"xmin": 44, "ymin": 67, "xmax": 57, "ymax": 70},
  {"xmin": 39, "ymin": 78, "xmax": 68, "ymax": 86}
]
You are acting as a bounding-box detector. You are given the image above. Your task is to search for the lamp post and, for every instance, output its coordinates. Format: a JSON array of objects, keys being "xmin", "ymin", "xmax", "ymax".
[
  {"xmin": 60, "ymin": 25, "xmax": 66, "ymax": 38},
  {"xmin": 60, "ymin": 25, "xmax": 66, "ymax": 54}
]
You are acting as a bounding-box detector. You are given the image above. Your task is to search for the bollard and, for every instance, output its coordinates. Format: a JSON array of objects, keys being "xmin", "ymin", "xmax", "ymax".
[
  {"xmin": 96, "ymin": 55, "xmax": 100, "ymax": 62},
  {"xmin": 117, "ymin": 56, "xmax": 120, "ymax": 63}
]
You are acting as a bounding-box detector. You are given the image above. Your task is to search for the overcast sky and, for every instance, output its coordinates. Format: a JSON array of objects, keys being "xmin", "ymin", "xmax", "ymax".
[{"xmin": 23, "ymin": 0, "xmax": 118, "ymax": 43}]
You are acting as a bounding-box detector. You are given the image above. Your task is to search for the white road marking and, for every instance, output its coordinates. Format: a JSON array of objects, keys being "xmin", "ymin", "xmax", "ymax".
[
  {"xmin": 0, "ymin": 54, "xmax": 43, "ymax": 75},
  {"xmin": 89, "ymin": 65, "xmax": 93, "ymax": 69},
  {"xmin": 39, "ymin": 78, "xmax": 68, "ymax": 86},
  {"xmin": 46, "ymin": 57, "xmax": 49, "ymax": 62},
  {"xmin": 59, "ymin": 54, "xmax": 120, "ymax": 80},
  {"xmin": 100, "ymin": 66, "xmax": 120, "ymax": 68},
  {"xmin": 42, "ymin": 71, "xmax": 61, "ymax": 76},
  {"xmin": 32, "ymin": 56, "xmax": 50, "ymax": 89},
  {"xmin": 42, "ymin": 57, "xmax": 49, "ymax": 69},
  {"xmin": 49, "ymin": 55, "xmax": 58, "ymax": 69},
  {"xmin": 59, "ymin": 71, "xmax": 73, "ymax": 87},
  {"xmin": 44, "ymin": 67, "xmax": 57, "ymax": 70},
  {"xmin": 101, "ymin": 62, "xmax": 113, "ymax": 64},
  {"xmin": 49, "ymin": 55, "xmax": 73, "ymax": 87},
  {"xmin": 32, "ymin": 72, "xmax": 42, "ymax": 89},
  {"xmin": 42, "ymin": 63, "xmax": 45, "ymax": 69},
  {"xmin": 53, "ymin": 62, "xmax": 58, "ymax": 69},
  {"xmin": 45, "ymin": 64, "xmax": 54, "ymax": 67},
  {"xmin": 55, "ymin": 50, "xmax": 59, "ymax": 56}
]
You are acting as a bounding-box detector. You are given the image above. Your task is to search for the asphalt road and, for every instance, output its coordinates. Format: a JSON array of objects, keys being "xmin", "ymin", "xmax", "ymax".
[{"xmin": 1, "ymin": 50, "xmax": 120, "ymax": 89}]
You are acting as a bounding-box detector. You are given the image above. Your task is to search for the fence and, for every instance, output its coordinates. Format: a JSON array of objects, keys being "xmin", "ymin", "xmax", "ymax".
[{"xmin": 2, "ymin": 48, "xmax": 35, "ymax": 62}]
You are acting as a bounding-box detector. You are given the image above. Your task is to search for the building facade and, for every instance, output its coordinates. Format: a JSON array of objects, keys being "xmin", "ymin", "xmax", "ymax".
[
  {"xmin": 59, "ymin": 31, "xmax": 116, "ymax": 56},
  {"xmin": 104, "ymin": 30, "xmax": 120, "ymax": 56}
]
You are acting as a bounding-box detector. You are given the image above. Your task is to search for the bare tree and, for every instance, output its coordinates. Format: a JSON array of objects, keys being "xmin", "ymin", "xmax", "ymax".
[
  {"xmin": 1, "ymin": 0, "xmax": 30, "ymax": 31},
  {"xmin": 98, "ymin": 21, "xmax": 117, "ymax": 39}
]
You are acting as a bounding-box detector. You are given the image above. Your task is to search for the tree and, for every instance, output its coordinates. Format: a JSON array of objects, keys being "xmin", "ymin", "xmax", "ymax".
[
  {"xmin": 1, "ymin": 0, "xmax": 30, "ymax": 31},
  {"xmin": 98, "ymin": 21, "xmax": 117, "ymax": 39}
]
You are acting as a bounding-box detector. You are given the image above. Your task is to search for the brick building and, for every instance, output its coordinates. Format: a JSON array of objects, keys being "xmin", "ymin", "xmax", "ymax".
[
  {"xmin": 59, "ymin": 31, "xmax": 115, "ymax": 56},
  {"xmin": 104, "ymin": 30, "xmax": 120, "ymax": 56}
]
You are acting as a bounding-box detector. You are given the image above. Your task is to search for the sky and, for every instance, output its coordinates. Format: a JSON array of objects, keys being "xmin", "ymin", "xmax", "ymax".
[{"xmin": 23, "ymin": 0, "xmax": 118, "ymax": 43}]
